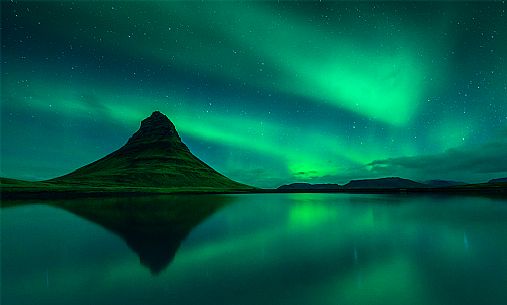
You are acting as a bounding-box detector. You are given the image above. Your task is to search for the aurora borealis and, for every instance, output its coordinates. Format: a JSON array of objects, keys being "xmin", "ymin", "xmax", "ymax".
[{"xmin": 1, "ymin": 1, "xmax": 506, "ymax": 187}]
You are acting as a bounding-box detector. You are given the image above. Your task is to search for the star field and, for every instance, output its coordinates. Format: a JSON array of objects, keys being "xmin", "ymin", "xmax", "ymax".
[{"xmin": 1, "ymin": 1, "xmax": 506, "ymax": 187}]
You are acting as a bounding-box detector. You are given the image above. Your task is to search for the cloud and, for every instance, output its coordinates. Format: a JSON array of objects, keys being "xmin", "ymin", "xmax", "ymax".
[
  {"xmin": 365, "ymin": 139, "xmax": 507, "ymax": 182},
  {"xmin": 304, "ymin": 130, "xmax": 507, "ymax": 185}
]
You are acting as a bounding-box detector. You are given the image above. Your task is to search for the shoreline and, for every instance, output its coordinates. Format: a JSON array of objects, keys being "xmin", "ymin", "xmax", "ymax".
[{"xmin": 2, "ymin": 185, "xmax": 506, "ymax": 201}]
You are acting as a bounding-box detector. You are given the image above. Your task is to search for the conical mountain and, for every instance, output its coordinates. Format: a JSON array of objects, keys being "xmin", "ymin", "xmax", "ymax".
[{"xmin": 50, "ymin": 111, "xmax": 250, "ymax": 190}]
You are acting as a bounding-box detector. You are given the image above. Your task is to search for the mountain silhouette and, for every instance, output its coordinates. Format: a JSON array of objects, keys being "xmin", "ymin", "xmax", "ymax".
[
  {"xmin": 49, "ymin": 111, "xmax": 250, "ymax": 190},
  {"xmin": 424, "ymin": 180, "xmax": 466, "ymax": 187},
  {"xmin": 489, "ymin": 178, "xmax": 507, "ymax": 184},
  {"xmin": 1, "ymin": 112, "xmax": 505, "ymax": 197},
  {"xmin": 344, "ymin": 177, "xmax": 425, "ymax": 189},
  {"xmin": 277, "ymin": 183, "xmax": 342, "ymax": 190}
]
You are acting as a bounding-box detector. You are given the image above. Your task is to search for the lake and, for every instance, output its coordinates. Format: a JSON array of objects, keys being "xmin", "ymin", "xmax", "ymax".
[{"xmin": 2, "ymin": 193, "xmax": 507, "ymax": 305}]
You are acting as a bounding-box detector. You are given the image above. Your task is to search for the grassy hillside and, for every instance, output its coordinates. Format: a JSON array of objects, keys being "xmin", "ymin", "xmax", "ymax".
[
  {"xmin": 49, "ymin": 142, "xmax": 249, "ymax": 189},
  {"xmin": 48, "ymin": 111, "xmax": 251, "ymax": 190}
]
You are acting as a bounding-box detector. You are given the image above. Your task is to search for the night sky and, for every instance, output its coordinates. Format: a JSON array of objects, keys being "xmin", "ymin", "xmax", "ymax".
[{"xmin": 1, "ymin": 1, "xmax": 506, "ymax": 187}]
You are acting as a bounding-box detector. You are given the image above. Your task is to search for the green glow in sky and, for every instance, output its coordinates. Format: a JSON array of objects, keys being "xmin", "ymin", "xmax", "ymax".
[
  {"xmin": 209, "ymin": 4, "xmax": 431, "ymax": 125},
  {"xmin": 1, "ymin": 1, "xmax": 506, "ymax": 186}
]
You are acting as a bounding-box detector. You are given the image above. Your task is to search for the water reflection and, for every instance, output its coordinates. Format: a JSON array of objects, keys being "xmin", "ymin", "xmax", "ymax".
[
  {"xmin": 2, "ymin": 193, "xmax": 507, "ymax": 305},
  {"xmin": 2, "ymin": 195, "xmax": 231, "ymax": 274}
]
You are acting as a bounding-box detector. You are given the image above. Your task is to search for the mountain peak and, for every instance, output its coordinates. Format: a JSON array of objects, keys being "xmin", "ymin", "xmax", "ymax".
[
  {"xmin": 140, "ymin": 111, "xmax": 174, "ymax": 130},
  {"xmin": 126, "ymin": 111, "xmax": 182, "ymax": 146},
  {"xmin": 51, "ymin": 110, "xmax": 250, "ymax": 190},
  {"xmin": 148, "ymin": 110, "xmax": 166, "ymax": 119}
]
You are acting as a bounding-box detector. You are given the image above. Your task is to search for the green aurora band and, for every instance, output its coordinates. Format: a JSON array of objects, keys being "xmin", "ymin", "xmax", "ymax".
[{"xmin": 1, "ymin": 1, "xmax": 506, "ymax": 187}]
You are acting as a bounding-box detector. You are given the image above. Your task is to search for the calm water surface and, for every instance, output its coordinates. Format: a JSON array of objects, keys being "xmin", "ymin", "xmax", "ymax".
[{"xmin": 2, "ymin": 193, "xmax": 507, "ymax": 305}]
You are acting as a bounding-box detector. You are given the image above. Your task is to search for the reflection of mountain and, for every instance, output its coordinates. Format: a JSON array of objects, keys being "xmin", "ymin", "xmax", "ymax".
[{"xmin": 51, "ymin": 195, "xmax": 231, "ymax": 274}]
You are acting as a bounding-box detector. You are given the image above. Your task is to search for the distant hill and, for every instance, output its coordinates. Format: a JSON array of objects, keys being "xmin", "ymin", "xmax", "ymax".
[
  {"xmin": 489, "ymin": 178, "xmax": 507, "ymax": 184},
  {"xmin": 275, "ymin": 178, "xmax": 506, "ymax": 193},
  {"xmin": 277, "ymin": 183, "xmax": 341, "ymax": 190},
  {"xmin": 48, "ymin": 111, "xmax": 250, "ymax": 190},
  {"xmin": 344, "ymin": 177, "xmax": 425, "ymax": 189},
  {"xmin": 277, "ymin": 177, "xmax": 428, "ymax": 191},
  {"xmin": 424, "ymin": 180, "xmax": 466, "ymax": 187}
]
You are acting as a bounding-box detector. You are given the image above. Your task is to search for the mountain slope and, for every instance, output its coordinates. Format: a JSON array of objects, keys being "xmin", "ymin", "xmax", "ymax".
[
  {"xmin": 424, "ymin": 180, "xmax": 466, "ymax": 187},
  {"xmin": 49, "ymin": 111, "xmax": 251, "ymax": 190},
  {"xmin": 489, "ymin": 178, "xmax": 507, "ymax": 184},
  {"xmin": 344, "ymin": 177, "xmax": 426, "ymax": 189},
  {"xmin": 277, "ymin": 183, "xmax": 342, "ymax": 190}
]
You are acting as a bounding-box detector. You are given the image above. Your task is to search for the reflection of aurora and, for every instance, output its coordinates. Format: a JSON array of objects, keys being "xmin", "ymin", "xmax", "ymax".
[
  {"xmin": 6, "ymin": 194, "xmax": 506, "ymax": 305},
  {"xmin": 2, "ymin": 1, "xmax": 506, "ymax": 187},
  {"xmin": 171, "ymin": 194, "xmax": 498, "ymax": 304}
]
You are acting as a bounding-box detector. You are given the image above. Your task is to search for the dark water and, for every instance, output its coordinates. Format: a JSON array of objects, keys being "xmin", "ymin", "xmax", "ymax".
[{"xmin": 2, "ymin": 193, "xmax": 507, "ymax": 305}]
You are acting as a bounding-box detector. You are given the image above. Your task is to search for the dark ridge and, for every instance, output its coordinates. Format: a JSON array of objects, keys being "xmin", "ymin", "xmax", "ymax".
[
  {"xmin": 344, "ymin": 177, "xmax": 426, "ymax": 189},
  {"xmin": 489, "ymin": 178, "xmax": 507, "ymax": 184},
  {"xmin": 278, "ymin": 183, "xmax": 342, "ymax": 190},
  {"xmin": 424, "ymin": 180, "xmax": 466, "ymax": 187}
]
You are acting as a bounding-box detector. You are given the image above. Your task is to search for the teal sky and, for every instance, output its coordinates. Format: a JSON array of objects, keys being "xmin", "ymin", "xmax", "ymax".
[{"xmin": 1, "ymin": 1, "xmax": 507, "ymax": 187}]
